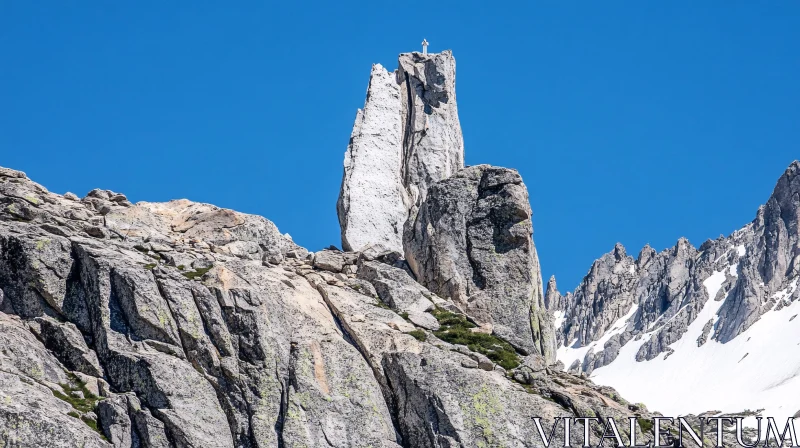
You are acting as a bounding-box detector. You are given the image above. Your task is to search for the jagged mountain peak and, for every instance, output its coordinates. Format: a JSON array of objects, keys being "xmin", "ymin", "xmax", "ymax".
[
  {"xmin": 613, "ymin": 242, "xmax": 626, "ymax": 260},
  {"xmin": 636, "ymin": 243, "xmax": 657, "ymax": 268},
  {"xmin": 546, "ymin": 274, "xmax": 558, "ymax": 291},
  {"xmin": 553, "ymin": 160, "xmax": 800, "ymax": 423},
  {"xmin": 337, "ymin": 50, "xmax": 463, "ymax": 255},
  {"xmin": 780, "ymin": 158, "xmax": 800, "ymax": 179}
]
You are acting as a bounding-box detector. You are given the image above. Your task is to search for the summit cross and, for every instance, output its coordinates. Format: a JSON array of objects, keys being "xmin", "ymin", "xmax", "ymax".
[{"xmin": 421, "ymin": 39, "xmax": 429, "ymax": 55}]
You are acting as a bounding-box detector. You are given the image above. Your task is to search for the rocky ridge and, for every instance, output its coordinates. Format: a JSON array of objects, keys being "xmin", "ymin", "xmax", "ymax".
[
  {"xmin": 548, "ymin": 161, "xmax": 800, "ymax": 421},
  {"xmin": 550, "ymin": 161, "xmax": 800, "ymax": 372},
  {"xmin": 0, "ymin": 164, "xmax": 687, "ymax": 447}
]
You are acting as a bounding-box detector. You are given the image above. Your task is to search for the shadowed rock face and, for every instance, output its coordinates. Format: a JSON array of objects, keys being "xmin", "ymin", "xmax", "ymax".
[
  {"xmin": 337, "ymin": 51, "xmax": 463, "ymax": 254},
  {"xmin": 397, "ymin": 51, "xmax": 464, "ymax": 211},
  {"xmin": 404, "ymin": 165, "xmax": 555, "ymax": 360},
  {"xmin": 0, "ymin": 165, "xmax": 678, "ymax": 448},
  {"xmin": 549, "ymin": 160, "xmax": 800, "ymax": 376}
]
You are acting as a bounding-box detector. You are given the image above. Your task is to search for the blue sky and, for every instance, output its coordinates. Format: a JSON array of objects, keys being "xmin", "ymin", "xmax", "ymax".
[{"xmin": 1, "ymin": 2, "xmax": 798, "ymax": 290}]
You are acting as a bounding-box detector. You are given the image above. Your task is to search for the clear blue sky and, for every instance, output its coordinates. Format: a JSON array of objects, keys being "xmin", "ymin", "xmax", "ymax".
[{"xmin": 2, "ymin": 2, "xmax": 798, "ymax": 291}]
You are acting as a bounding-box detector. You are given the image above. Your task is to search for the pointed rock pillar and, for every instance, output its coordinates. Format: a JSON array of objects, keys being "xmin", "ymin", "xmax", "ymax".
[{"xmin": 337, "ymin": 51, "xmax": 464, "ymax": 253}]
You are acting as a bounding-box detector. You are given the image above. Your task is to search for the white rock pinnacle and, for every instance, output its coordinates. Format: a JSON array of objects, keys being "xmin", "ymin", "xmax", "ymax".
[
  {"xmin": 337, "ymin": 64, "xmax": 408, "ymax": 253},
  {"xmin": 337, "ymin": 50, "xmax": 464, "ymax": 253}
]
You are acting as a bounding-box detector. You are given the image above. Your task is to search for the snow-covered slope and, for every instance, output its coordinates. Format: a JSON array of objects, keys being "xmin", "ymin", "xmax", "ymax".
[{"xmin": 550, "ymin": 161, "xmax": 800, "ymax": 422}]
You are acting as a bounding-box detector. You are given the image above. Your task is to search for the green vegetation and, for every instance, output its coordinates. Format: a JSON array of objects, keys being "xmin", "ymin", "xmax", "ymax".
[
  {"xmin": 431, "ymin": 308, "xmax": 521, "ymax": 370},
  {"xmin": 81, "ymin": 416, "xmax": 103, "ymax": 436},
  {"xmin": 182, "ymin": 265, "xmax": 212, "ymax": 280},
  {"xmin": 406, "ymin": 329, "xmax": 427, "ymax": 342},
  {"xmin": 52, "ymin": 372, "xmax": 107, "ymax": 440},
  {"xmin": 51, "ymin": 373, "xmax": 99, "ymax": 414},
  {"xmin": 399, "ymin": 311, "xmax": 409, "ymax": 320},
  {"xmin": 177, "ymin": 265, "xmax": 185, "ymax": 271},
  {"xmin": 638, "ymin": 417, "xmax": 653, "ymax": 433},
  {"xmin": 371, "ymin": 300, "xmax": 391, "ymax": 310},
  {"xmin": 143, "ymin": 263, "xmax": 157, "ymax": 270}
]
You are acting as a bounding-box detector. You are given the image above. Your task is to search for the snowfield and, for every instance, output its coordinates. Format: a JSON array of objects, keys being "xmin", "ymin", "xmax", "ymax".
[{"xmin": 558, "ymin": 265, "xmax": 800, "ymax": 423}]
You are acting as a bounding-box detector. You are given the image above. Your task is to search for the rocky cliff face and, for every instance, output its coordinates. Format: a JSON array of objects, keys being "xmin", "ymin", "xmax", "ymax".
[
  {"xmin": 403, "ymin": 165, "xmax": 555, "ymax": 360},
  {"xmin": 396, "ymin": 51, "xmax": 464, "ymax": 211},
  {"xmin": 0, "ymin": 165, "xmax": 677, "ymax": 448},
  {"xmin": 549, "ymin": 161, "xmax": 800, "ymax": 421},
  {"xmin": 338, "ymin": 51, "xmax": 552, "ymax": 363},
  {"xmin": 337, "ymin": 51, "xmax": 463, "ymax": 254}
]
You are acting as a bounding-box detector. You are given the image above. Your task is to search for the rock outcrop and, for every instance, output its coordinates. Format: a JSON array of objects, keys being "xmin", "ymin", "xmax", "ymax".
[
  {"xmin": 396, "ymin": 51, "xmax": 464, "ymax": 210},
  {"xmin": 714, "ymin": 160, "xmax": 800, "ymax": 342},
  {"xmin": 404, "ymin": 165, "xmax": 556, "ymax": 360},
  {"xmin": 337, "ymin": 50, "xmax": 557, "ymax": 362},
  {"xmin": 0, "ymin": 164, "xmax": 684, "ymax": 448},
  {"xmin": 337, "ymin": 50, "xmax": 463, "ymax": 254}
]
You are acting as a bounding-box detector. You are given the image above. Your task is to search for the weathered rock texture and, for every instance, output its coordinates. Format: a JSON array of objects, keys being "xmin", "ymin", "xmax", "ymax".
[
  {"xmin": 397, "ymin": 51, "xmax": 464, "ymax": 210},
  {"xmin": 336, "ymin": 64, "xmax": 408, "ymax": 254},
  {"xmin": 404, "ymin": 165, "xmax": 556, "ymax": 360},
  {"xmin": 0, "ymin": 165, "xmax": 679, "ymax": 448},
  {"xmin": 337, "ymin": 51, "xmax": 463, "ymax": 253},
  {"xmin": 550, "ymin": 161, "xmax": 800, "ymax": 375}
]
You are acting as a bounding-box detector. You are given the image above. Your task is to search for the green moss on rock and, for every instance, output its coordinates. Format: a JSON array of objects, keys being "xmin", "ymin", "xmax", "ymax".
[
  {"xmin": 431, "ymin": 308, "xmax": 520, "ymax": 370},
  {"xmin": 182, "ymin": 265, "xmax": 212, "ymax": 280},
  {"xmin": 406, "ymin": 330, "xmax": 427, "ymax": 342}
]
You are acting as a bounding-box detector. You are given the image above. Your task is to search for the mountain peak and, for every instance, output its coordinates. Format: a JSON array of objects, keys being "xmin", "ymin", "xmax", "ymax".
[
  {"xmin": 613, "ymin": 242, "xmax": 626, "ymax": 260},
  {"xmin": 337, "ymin": 50, "xmax": 463, "ymax": 254},
  {"xmin": 553, "ymin": 160, "xmax": 800, "ymax": 423}
]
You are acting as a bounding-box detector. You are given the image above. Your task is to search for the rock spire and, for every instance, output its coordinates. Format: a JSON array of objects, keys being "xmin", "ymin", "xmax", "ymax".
[{"xmin": 337, "ymin": 50, "xmax": 463, "ymax": 254}]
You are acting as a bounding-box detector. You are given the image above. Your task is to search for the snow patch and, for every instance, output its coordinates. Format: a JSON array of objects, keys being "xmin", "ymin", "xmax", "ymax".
[
  {"xmin": 736, "ymin": 245, "xmax": 746, "ymax": 257},
  {"xmin": 552, "ymin": 310, "xmax": 565, "ymax": 330},
  {"xmin": 704, "ymin": 269, "xmax": 727, "ymax": 302},
  {"xmin": 772, "ymin": 278, "xmax": 799, "ymax": 302},
  {"xmin": 590, "ymin": 268, "xmax": 800, "ymax": 425},
  {"xmin": 557, "ymin": 304, "xmax": 639, "ymax": 369}
]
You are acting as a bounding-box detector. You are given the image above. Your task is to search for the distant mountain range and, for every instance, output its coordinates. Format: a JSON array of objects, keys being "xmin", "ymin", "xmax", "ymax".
[{"xmin": 548, "ymin": 161, "xmax": 800, "ymax": 423}]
